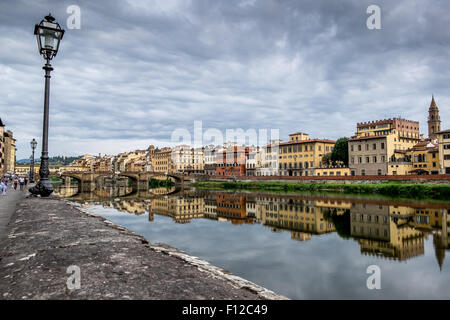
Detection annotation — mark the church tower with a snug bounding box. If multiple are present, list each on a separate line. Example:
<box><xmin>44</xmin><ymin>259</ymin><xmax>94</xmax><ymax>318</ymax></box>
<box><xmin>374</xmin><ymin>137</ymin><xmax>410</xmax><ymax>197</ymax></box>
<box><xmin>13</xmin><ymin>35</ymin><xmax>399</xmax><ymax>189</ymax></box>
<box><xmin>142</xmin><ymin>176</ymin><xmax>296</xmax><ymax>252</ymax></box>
<box><xmin>428</xmin><ymin>95</ymin><xmax>441</xmax><ymax>140</ymax></box>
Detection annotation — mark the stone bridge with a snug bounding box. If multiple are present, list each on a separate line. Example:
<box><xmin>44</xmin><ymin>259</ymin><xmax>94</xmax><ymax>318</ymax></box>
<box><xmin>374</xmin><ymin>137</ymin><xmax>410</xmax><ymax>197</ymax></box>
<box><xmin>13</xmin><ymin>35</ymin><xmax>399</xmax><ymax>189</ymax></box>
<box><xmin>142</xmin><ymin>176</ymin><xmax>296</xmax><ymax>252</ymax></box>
<box><xmin>55</xmin><ymin>171</ymin><xmax>189</xmax><ymax>193</ymax></box>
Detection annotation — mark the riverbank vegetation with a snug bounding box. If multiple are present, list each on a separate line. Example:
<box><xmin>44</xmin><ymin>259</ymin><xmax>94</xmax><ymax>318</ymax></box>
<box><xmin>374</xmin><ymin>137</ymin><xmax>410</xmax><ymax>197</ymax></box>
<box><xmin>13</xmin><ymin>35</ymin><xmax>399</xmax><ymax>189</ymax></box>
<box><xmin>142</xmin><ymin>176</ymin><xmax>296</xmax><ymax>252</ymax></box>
<box><xmin>193</xmin><ymin>181</ymin><xmax>450</xmax><ymax>200</ymax></box>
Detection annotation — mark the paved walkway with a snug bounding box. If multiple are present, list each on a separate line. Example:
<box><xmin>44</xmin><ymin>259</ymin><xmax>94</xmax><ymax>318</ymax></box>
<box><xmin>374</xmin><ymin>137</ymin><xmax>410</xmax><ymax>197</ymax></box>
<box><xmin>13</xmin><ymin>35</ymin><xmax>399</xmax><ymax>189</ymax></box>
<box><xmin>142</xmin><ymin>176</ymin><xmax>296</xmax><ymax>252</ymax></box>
<box><xmin>0</xmin><ymin>196</ymin><xmax>285</xmax><ymax>300</ymax></box>
<box><xmin>0</xmin><ymin>184</ymin><xmax>29</xmax><ymax>241</ymax></box>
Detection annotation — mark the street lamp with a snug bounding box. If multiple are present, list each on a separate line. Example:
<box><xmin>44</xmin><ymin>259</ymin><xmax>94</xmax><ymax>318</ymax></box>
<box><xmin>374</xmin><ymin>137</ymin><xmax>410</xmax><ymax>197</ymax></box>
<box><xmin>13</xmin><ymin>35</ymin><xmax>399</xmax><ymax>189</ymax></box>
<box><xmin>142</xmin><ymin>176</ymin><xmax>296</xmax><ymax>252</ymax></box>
<box><xmin>29</xmin><ymin>14</ymin><xmax>64</xmax><ymax>197</ymax></box>
<box><xmin>30</xmin><ymin>138</ymin><xmax>37</xmax><ymax>183</ymax></box>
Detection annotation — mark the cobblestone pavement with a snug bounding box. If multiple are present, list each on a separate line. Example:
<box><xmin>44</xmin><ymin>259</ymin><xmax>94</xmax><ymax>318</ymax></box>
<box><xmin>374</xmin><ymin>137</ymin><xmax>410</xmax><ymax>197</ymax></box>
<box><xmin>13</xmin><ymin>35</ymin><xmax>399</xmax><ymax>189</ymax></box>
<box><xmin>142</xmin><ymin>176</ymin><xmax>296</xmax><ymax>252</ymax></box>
<box><xmin>0</xmin><ymin>196</ymin><xmax>286</xmax><ymax>300</ymax></box>
<box><xmin>0</xmin><ymin>184</ymin><xmax>28</xmax><ymax>242</ymax></box>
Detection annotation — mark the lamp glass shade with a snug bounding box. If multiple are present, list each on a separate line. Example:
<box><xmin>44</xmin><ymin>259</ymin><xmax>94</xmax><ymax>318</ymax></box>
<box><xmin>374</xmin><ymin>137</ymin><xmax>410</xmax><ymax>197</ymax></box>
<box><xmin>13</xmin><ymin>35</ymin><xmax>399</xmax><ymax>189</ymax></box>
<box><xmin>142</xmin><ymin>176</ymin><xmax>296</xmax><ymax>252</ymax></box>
<box><xmin>31</xmin><ymin>139</ymin><xmax>37</xmax><ymax>150</ymax></box>
<box><xmin>34</xmin><ymin>18</ymin><xmax>64</xmax><ymax>59</ymax></box>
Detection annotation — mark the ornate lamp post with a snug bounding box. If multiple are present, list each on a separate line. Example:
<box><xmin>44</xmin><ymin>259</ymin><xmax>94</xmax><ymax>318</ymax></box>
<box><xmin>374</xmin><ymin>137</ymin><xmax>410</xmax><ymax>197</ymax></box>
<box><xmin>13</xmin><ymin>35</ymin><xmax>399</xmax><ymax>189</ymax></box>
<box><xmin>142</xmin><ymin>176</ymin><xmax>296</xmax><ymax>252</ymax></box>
<box><xmin>29</xmin><ymin>14</ymin><xmax>64</xmax><ymax>197</ymax></box>
<box><xmin>30</xmin><ymin>138</ymin><xmax>37</xmax><ymax>183</ymax></box>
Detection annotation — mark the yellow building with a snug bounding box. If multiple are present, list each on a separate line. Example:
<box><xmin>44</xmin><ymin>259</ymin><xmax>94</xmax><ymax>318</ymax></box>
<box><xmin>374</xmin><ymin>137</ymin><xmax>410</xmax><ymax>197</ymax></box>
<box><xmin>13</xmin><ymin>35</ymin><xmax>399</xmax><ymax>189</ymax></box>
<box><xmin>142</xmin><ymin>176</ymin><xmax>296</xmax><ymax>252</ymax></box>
<box><xmin>409</xmin><ymin>140</ymin><xmax>439</xmax><ymax>175</ymax></box>
<box><xmin>14</xmin><ymin>164</ymin><xmax>39</xmax><ymax>176</ymax></box>
<box><xmin>314</xmin><ymin>166</ymin><xmax>350</xmax><ymax>177</ymax></box>
<box><xmin>387</xmin><ymin>161</ymin><xmax>413</xmax><ymax>175</ymax></box>
<box><xmin>3</xmin><ymin>130</ymin><xmax>16</xmax><ymax>174</ymax></box>
<box><xmin>279</xmin><ymin>132</ymin><xmax>336</xmax><ymax>176</ymax></box>
<box><xmin>0</xmin><ymin>119</ymin><xmax>16</xmax><ymax>176</ymax></box>
<box><xmin>152</xmin><ymin>148</ymin><xmax>173</xmax><ymax>174</ymax></box>
<box><xmin>437</xmin><ymin>129</ymin><xmax>450</xmax><ymax>174</ymax></box>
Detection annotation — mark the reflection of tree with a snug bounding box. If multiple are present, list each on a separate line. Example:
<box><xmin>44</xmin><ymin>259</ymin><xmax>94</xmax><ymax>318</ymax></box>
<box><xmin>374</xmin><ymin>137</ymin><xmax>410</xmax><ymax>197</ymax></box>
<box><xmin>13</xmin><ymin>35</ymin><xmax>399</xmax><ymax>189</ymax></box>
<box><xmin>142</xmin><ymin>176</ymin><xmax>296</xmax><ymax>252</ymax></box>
<box><xmin>323</xmin><ymin>209</ymin><xmax>351</xmax><ymax>239</ymax></box>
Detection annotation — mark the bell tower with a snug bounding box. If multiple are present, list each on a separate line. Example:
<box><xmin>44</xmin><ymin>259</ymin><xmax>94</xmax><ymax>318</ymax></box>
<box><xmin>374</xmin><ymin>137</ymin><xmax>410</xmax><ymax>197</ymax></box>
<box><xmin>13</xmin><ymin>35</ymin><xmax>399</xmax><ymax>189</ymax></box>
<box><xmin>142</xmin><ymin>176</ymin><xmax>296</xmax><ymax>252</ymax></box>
<box><xmin>428</xmin><ymin>95</ymin><xmax>441</xmax><ymax>140</ymax></box>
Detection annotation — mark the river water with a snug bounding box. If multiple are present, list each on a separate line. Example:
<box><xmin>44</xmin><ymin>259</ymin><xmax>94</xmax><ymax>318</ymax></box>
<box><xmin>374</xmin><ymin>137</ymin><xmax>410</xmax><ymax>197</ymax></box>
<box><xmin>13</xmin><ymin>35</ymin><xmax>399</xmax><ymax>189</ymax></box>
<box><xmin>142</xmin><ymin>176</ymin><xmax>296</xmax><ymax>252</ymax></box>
<box><xmin>54</xmin><ymin>184</ymin><xmax>450</xmax><ymax>299</ymax></box>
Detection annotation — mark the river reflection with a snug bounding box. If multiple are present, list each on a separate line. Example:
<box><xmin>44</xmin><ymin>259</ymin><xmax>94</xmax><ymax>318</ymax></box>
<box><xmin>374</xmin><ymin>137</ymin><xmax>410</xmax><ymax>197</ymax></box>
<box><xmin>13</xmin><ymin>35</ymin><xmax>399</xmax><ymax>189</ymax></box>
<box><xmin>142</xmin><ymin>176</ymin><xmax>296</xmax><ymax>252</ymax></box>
<box><xmin>54</xmin><ymin>184</ymin><xmax>450</xmax><ymax>299</ymax></box>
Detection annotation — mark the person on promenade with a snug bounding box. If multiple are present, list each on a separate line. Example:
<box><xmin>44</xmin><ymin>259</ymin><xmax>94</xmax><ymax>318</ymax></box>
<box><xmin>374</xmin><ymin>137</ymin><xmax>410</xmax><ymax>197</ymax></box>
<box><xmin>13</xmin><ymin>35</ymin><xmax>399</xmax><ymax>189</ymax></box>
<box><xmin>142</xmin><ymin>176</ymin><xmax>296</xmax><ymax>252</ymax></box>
<box><xmin>24</xmin><ymin>176</ymin><xmax>28</xmax><ymax>186</ymax></box>
<box><xmin>19</xmin><ymin>177</ymin><xmax>24</xmax><ymax>191</ymax></box>
<box><xmin>13</xmin><ymin>178</ymin><xmax>18</xmax><ymax>190</ymax></box>
<box><xmin>0</xmin><ymin>180</ymin><xmax>6</xmax><ymax>196</ymax></box>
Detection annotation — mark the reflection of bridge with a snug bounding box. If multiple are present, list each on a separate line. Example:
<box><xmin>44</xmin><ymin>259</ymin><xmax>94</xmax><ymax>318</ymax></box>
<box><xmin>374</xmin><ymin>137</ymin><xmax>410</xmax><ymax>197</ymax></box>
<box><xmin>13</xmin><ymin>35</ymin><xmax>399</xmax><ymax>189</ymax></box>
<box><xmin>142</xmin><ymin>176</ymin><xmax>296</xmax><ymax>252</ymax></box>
<box><xmin>56</xmin><ymin>171</ymin><xmax>187</xmax><ymax>193</ymax></box>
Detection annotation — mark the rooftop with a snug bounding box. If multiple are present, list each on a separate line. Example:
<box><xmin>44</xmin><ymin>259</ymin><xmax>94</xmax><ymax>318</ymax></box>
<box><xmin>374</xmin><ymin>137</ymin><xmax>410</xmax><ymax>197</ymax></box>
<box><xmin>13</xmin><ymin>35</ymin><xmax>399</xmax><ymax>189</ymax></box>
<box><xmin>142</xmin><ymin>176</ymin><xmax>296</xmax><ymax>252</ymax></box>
<box><xmin>279</xmin><ymin>139</ymin><xmax>335</xmax><ymax>146</ymax></box>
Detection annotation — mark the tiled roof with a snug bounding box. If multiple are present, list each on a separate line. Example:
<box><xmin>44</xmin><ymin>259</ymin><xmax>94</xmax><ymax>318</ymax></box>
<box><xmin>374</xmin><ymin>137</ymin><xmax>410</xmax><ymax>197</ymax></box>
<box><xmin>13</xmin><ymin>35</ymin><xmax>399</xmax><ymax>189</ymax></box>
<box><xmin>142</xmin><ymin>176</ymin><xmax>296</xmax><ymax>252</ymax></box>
<box><xmin>279</xmin><ymin>139</ymin><xmax>335</xmax><ymax>146</ymax></box>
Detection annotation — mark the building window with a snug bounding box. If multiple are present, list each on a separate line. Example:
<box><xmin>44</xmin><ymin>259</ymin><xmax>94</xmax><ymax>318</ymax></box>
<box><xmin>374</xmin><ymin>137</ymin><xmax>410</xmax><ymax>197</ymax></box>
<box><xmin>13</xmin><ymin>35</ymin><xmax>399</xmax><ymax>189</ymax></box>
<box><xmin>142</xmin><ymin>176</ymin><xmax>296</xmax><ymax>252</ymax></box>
<box><xmin>366</xmin><ymin>157</ymin><xmax>370</xmax><ymax>163</ymax></box>
<box><xmin>381</xmin><ymin>142</ymin><xmax>385</xmax><ymax>149</ymax></box>
<box><xmin>378</xmin><ymin>169</ymin><xmax>382</xmax><ymax>175</ymax></box>
<box><xmin>373</xmin><ymin>143</ymin><xmax>376</xmax><ymax>150</ymax></box>
<box><xmin>373</xmin><ymin>156</ymin><xmax>377</xmax><ymax>163</ymax></box>
<box><xmin>358</xmin><ymin>145</ymin><xmax>361</xmax><ymax>151</ymax></box>
<box><xmin>361</xmin><ymin>169</ymin><xmax>366</xmax><ymax>176</ymax></box>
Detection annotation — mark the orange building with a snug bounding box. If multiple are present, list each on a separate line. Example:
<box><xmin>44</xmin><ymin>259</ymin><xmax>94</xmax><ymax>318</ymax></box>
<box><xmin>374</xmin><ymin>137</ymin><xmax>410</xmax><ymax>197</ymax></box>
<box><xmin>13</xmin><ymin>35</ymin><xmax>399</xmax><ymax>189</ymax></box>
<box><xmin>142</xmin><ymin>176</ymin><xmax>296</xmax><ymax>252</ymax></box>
<box><xmin>215</xmin><ymin>146</ymin><xmax>249</xmax><ymax>177</ymax></box>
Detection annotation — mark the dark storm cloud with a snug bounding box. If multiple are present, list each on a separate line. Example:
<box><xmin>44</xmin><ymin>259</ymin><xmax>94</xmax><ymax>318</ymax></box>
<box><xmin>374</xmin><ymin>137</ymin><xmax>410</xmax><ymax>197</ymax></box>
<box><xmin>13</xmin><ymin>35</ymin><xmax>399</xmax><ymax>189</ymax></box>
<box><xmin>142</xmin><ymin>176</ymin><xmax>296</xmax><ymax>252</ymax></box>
<box><xmin>1</xmin><ymin>0</ymin><xmax>449</xmax><ymax>158</ymax></box>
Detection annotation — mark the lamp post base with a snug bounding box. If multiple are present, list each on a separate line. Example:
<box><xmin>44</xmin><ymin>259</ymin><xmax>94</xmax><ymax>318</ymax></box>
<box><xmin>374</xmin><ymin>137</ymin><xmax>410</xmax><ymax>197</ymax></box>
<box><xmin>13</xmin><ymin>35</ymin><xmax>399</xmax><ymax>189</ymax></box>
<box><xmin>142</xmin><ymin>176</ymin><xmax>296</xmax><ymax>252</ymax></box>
<box><xmin>29</xmin><ymin>180</ymin><xmax>53</xmax><ymax>197</ymax></box>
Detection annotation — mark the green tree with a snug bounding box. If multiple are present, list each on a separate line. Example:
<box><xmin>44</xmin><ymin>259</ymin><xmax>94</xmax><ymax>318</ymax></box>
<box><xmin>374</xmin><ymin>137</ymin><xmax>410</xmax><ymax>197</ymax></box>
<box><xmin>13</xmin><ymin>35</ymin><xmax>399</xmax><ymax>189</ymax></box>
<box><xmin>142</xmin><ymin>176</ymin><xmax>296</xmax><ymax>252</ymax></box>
<box><xmin>330</xmin><ymin>137</ymin><xmax>349</xmax><ymax>166</ymax></box>
<box><xmin>321</xmin><ymin>153</ymin><xmax>332</xmax><ymax>166</ymax></box>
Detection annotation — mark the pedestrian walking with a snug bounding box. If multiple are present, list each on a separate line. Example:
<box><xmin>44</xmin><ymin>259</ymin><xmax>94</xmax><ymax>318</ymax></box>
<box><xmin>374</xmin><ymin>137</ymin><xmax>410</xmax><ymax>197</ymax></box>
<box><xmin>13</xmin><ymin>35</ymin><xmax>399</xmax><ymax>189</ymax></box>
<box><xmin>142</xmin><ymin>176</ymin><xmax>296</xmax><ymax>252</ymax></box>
<box><xmin>19</xmin><ymin>177</ymin><xmax>25</xmax><ymax>191</ymax></box>
<box><xmin>24</xmin><ymin>176</ymin><xmax>28</xmax><ymax>186</ymax></box>
<box><xmin>0</xmin><ymin>180</ymin><xmax>6</xmax><ymax>196</ymax></box>
<box><xmin>13</xmin><ymin>178</ymin><xmax>18</xmax><ymax>190</ymax></box>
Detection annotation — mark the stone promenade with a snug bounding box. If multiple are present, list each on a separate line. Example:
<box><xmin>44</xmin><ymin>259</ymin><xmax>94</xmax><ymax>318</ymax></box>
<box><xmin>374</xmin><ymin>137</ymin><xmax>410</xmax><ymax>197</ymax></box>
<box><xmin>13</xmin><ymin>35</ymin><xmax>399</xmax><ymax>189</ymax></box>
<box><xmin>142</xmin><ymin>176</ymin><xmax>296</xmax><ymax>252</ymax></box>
<box><xmin>0</xmin><ymin>196</ymin><xmax>285</xmax><ymax>300</ymax></box>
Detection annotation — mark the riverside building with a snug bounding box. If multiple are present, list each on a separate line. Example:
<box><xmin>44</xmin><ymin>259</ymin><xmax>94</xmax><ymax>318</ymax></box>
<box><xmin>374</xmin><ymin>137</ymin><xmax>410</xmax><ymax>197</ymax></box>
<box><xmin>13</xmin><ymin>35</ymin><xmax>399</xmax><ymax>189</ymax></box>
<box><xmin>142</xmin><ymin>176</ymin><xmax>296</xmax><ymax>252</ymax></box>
<box><xmin>278</xmin><ymin>132</ymin><xmax>335</xmax><ymax>177</ymax></box>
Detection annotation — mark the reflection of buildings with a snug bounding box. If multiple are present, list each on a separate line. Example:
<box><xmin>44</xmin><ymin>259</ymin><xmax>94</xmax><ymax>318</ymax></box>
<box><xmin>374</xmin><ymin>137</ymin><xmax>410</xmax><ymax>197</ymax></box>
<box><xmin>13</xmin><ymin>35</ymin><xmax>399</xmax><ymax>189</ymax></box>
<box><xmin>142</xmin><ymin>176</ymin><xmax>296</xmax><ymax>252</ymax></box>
<box><xmin>257</xmin><ymin>196</ymin><xmax>337</xmax><ymax>241</ymax></box>
<box><xmin>95</xmin><ymin>185</ymin><xmax>132</xmax><ymax>198</ymax></box>
<box><xmin>204</xmin><ymin>195</ymin><xmax>218</xmax><ymax>220</ymax></box>
<box><xmin>112</xmin><ymin>200</ymin><xmax>147</xmax><ymax>215</ymax></box>
<box><xmin>433</xmin><ymin>209</ymin><xmax>450</xmax><ymax>270</ymax></box>
<box><xmin>150</xmin><ymin>196</ymin><xmax>204</xmax><ymax>223</ymax></box>
<box><xmin>151</xmin><ymin>186</ymin><xmax>176</xmax><ymax>195</ymax></box>
<box><xmin>216</xmin><ymin>193</ymin><xmax>253</xmax><ymax>225</ymax></box>
<box><xmin>246</xmin><ymin>199</ymin><xmax>258</xmax><ymax>221</ymax></box>
<box><xmin>350</xmin><ymin>204</ymin><xmax>424</xmax><ymax>261</ymax></box>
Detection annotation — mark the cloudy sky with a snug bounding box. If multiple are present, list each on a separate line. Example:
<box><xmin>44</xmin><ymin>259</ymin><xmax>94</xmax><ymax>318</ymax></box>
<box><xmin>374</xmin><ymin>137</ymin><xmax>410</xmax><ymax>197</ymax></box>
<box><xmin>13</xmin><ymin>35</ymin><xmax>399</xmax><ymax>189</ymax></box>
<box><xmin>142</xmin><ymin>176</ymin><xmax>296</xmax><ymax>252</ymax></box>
<box><xmin>1</xmin><ymin>0</ymin><xmax>449</xmax><ymax>160</ymax></box>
